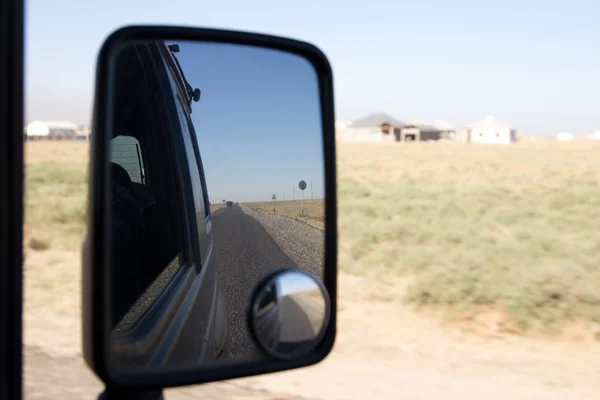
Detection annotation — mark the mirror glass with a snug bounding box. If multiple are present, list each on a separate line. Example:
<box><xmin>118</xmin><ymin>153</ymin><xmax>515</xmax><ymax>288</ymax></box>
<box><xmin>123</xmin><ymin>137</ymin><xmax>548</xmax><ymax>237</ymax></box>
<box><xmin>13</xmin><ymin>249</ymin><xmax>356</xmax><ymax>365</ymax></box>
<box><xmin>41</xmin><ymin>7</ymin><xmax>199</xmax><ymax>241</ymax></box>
<box><xmin>251</xmin><ymin>269</ymin><xmax>330</xmax><ymax>359</ymax></box>
<box><xmin>106</xmin><ymin>39</ymin><xmax>326</xmax><ymax>371</ymax></box>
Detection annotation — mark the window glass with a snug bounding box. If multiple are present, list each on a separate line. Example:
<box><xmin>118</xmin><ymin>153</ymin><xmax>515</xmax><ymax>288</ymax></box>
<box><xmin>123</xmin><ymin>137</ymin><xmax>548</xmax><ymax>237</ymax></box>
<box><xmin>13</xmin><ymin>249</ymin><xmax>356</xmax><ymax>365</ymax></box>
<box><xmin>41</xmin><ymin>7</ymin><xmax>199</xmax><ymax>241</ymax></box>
<box><xmin>110</xmin><ymin>135</ymin><xmax>146</xmax><ymax>184</ymax></box>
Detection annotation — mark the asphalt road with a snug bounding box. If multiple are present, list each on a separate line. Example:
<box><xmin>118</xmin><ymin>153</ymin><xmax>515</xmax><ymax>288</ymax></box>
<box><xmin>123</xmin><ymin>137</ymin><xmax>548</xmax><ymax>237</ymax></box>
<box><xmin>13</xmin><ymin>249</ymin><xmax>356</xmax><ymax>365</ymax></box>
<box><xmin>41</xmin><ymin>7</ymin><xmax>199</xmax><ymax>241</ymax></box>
<box><xmin>279</xmin><ymin>295</ymin><xmax>324</xmax><ymax>343</ymax></box>
<box><xmin>210</xmin><ymin>207</ymin><xmax>299</xmax><ymax>363</ymax></box>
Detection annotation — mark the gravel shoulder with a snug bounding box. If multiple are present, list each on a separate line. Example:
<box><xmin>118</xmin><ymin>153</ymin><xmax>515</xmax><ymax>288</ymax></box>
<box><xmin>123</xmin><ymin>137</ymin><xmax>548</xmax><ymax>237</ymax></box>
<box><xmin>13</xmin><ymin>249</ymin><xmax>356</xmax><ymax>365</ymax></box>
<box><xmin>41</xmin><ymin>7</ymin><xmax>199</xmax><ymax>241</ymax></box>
<box><xmin>241</xmin><ymin>206</ymin><xmax>325</xmax><ymax>280</ymax></box>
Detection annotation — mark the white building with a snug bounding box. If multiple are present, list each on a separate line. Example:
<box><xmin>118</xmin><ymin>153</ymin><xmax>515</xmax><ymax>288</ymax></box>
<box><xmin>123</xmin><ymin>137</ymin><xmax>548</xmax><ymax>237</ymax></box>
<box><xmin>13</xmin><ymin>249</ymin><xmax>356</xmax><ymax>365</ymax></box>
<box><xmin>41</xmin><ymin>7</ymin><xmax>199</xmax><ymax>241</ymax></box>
<box><xmin>586</xmin><ymin>130</ymin><xmax>600</xmax><ymax>141</ymax></box>
<box><xmin>556</xmin><ymin>132</ymin><xmax>574</xmax><ymax>141</ymax></box>
<box><xmin>433</xmin><ymin>120</ymin><xmax>456</xmax><ymax>139</ymax></box>
<box><xmin>467</xmin><ymin>116</ymin><xmax>517</xmax><ymax>144</ymax></box>
<box><xmin>336</xmin><ymin>125</ymin><xmax>387</xmax><ymax>142</ymax></box>
<box><xmin>26</xmin><ymin>120</ymin><xmax>79</xmax><ymax>140</ymax></box>
<box><xmin>76</xmin><ymin>125</ymin><xmax>92</xmax><ymax>140</ymax></box>
<box><xmin>341</xmin><ymin>113</ymin><xmax>405</xmax><ymax>142</ymax></box>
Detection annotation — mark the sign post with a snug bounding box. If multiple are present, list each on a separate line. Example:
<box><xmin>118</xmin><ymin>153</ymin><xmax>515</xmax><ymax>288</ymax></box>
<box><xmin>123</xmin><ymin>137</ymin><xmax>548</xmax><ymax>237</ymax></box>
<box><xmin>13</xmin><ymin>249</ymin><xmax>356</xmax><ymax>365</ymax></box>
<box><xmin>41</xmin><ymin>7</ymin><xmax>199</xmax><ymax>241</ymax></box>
<box><xmin>271</xmin><ymin>194</ymin><xmax>276</xmax><ymax>212</ymax></box>
<box><xmin>298</xmin><ymin>180</ymin><xmax>307</xmax><ymax>216</ymax></box>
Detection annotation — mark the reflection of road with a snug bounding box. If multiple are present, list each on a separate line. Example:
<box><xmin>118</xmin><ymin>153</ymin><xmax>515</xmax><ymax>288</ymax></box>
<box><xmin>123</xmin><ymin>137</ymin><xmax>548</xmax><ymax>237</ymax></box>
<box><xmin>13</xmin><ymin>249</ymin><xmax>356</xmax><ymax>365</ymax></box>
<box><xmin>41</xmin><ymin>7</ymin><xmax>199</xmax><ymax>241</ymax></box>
<box><xmin>211</xmin><ymin>207</ymin><xmax>298</xmax><ymax>362</ymax></box>
<box><xmin>279</xmin><ymin>295</ymin><xmax>324</xmax><ymax>343</ymax></box>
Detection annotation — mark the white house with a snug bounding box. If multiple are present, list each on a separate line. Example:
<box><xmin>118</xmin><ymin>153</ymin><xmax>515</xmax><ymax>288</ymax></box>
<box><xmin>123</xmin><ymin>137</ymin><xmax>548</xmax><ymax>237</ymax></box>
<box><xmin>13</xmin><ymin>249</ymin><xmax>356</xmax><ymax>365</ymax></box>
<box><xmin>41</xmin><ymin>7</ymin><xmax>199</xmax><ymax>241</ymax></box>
<box><xmin>586</xmin><ymin>130</ymin><xmax>600</xmax><ymax>141</ymax></box>
<box><xmin>433</xmin><ymin>120</ymin><xmax>456</xmax><ymax>139</ymax></box>
<box><xmin>556</xmin><ymin>132</ymin><xmax>574</xmax><ymax>141</ymax></box>
<box><xmin>26</xmin><ymin>120</ymin><xmax>78</xmax><ymax>140</ymax></box>
<box><xmin>76</xmin><ymin>125</ymin><xmax>92</xmax><ymax>140</ymax></box>
<box><xmin>467</xmin><ymin>116</ymin><xmax>517</xmax><ymax>144</ymax></box>
<box><xmin>336</xmin><ymin>126</ymin><xmax>387</xmax><ymax>142</ymax></box>
<box><xmin>343</xmin><ymin>113</ymin><xmax>405</xmax><ymax>142</ymax></box>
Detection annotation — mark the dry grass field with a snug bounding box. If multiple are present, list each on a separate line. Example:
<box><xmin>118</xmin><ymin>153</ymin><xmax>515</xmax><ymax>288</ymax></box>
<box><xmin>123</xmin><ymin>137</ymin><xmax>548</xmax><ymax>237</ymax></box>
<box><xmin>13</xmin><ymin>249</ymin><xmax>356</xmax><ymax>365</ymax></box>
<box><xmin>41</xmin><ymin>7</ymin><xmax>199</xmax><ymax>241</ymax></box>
<box><xmin>23</xmin><ymin>140</ymin><xmax>600</xmax><ymax>336</ymax></box>
<box><xmin>338</xmin><ymin>140</ymin><xmax>600</xmax><ymax>334</ymax></box>
<box><xmin>22</xmin><ymin>139</ymin><xmax>600</xmax><ymax>398</ymax></box>
<box><xmin>210</xmin><ymin>202</ymin><xmax>226</xmax><ymax>211</ymax></box>
<box><xmin>244</xmin><ymin>199</ymin><xmax>325</xmax><ymax>229</ymax></box>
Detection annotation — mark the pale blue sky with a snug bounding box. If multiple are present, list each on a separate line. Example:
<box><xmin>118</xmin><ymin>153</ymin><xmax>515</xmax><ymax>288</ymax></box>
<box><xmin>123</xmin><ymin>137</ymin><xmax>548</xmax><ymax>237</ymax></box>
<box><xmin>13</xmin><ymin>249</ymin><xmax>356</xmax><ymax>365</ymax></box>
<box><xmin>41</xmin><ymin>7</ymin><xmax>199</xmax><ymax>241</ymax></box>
<box><xmin>278</xmin><ymin>271</ymin><xmax>322</xmax><ymax>297</ymax></box>
<box><xmin>26</xmin><ymin>0</ymin><xmax>600</xmax><ymax>135</ymax></box>
<box><xmin>165</xmin><ymin>41</ymin><xmax>324</xmax><ymax>201</ymax></box>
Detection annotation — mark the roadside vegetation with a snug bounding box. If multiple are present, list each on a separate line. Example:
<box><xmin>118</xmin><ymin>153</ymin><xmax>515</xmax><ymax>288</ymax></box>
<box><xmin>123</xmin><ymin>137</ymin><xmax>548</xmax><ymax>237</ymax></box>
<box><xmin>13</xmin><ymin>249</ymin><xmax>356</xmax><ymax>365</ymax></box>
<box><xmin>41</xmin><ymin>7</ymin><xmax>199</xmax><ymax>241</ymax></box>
<box><xmin>338</xmin><ymin>140</ymin><xmax>600</xmax><ymax>333</ymax></box>
<box><xmin>244</xmin><ymin>199</ymin><xmax>325</xmax><ymax>229</ymax></box>
<box><xmin>210</xmin><ymin>202</ymin><xmax>226</xmax><ymax>211</ymax></box>
<box><xmin>24</xmin><ymin>142</ymin><xmax>89</xmax><ymax>251</ymax></box>
<box><xmin>23</xmin><ymin>139</ymin><xmax>600</xmax><ymax>335</ymax></box>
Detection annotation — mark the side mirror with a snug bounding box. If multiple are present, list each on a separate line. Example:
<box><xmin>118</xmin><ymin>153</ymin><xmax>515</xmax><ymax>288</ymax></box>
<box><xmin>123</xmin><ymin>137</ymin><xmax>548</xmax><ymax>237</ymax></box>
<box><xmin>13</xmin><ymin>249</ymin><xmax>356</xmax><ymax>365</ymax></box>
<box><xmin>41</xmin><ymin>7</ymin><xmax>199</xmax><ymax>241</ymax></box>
<box><xmin>82</xmin><ymin>25</ymin><xmax>337</xmax><ymax>393</ymax></box>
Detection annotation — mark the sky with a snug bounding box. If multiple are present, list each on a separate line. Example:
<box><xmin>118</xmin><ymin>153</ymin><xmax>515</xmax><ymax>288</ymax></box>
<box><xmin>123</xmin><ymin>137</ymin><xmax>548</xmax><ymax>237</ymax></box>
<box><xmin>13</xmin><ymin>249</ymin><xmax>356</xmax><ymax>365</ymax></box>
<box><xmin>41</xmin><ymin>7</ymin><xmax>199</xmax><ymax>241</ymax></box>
<box><xmin>26</xmin><ymin>0</ymin><xmax>600</xmax><ymax>136</ymax></box>
<box><xmin>277</xmin><ymin>270</ymin><xmax>322</xmax><ymax>297</ymax></box>
<box><xmin>168</xmin><ymin>41</ymin><xmax>324</xmax><ymax>202</ymax></box>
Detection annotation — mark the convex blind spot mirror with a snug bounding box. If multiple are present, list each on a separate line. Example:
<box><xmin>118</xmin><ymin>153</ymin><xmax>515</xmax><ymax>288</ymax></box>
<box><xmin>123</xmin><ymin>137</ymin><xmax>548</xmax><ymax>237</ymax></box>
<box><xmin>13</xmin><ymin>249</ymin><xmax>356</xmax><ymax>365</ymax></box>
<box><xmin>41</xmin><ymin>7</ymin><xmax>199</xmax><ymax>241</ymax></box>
<box><xmin>82</xmin><ymin>26</ymin><xmax>337</xmax><ymax>393</ymax></box>
<box><xmin>251</xmin><ymin>269</ymin><xmax>331</xmax><ymax>360</ymax></box>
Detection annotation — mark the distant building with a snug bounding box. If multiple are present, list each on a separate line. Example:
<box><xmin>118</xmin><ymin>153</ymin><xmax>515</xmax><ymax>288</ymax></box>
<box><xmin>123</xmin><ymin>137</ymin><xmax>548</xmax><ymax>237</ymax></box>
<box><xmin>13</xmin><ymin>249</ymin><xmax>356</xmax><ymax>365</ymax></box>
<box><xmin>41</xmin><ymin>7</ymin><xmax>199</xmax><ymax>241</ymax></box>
<box><xmin>337</xmin><ymin>114</ymin><xmax>458</xmax><ymax>143</ymax></box>
<box><xmin>342</xmin><ymin>113</ymin><xmax>405</xmax><ymax>142</ymax></box>
<box><xmin>26</xmin><ymin>120</ymin><xmax>78</xmax><ymax>140</ymax></box>
<box><xmin>456</xmin><ymin>128</ymin><xmax>471</xmax><ymax>142</ymax></box>
<box><xmin>433</xmin><ymin>120</ymin><xmax>457</xmax><ymax>139</ymax></box>
<box><xmin>556</xmin><ymin>132</ymin><xmax>574</xmax><ymax>141</ymax></box>
<box><xmin>467</xmin><ymin>116</ymin><xmax>517</xmax><ymax>144</ymax></box>
<box><xmin>76</xmin><ymin>125</ymin><xmax>92</xmax><ymax>140</ymax></box>
<box><xmin>586</xmin><ymin>130</ymin><xmax>600</xmax><ymax>141</ymax></box>
<box><xmin>398</xmin><ymin>119</ymin><xmax>456</xmax><ymax>142</ymax></box>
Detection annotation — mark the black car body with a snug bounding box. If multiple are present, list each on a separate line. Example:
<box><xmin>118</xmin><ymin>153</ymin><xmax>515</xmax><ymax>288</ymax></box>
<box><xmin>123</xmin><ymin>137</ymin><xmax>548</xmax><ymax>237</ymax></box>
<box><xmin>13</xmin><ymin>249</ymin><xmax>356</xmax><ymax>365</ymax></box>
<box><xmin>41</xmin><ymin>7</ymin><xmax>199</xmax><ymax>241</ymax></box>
<box><xmin>100</xmin><ymin>40</ymin><xmax>229</xmax><ymax>368</ymax></box>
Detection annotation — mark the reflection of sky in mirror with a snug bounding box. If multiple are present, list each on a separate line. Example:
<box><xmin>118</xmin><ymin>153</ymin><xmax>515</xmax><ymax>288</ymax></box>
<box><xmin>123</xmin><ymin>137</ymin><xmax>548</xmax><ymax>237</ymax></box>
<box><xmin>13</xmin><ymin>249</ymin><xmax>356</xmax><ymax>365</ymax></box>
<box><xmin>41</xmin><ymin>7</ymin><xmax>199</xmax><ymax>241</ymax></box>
<box><xmin>277</xmin><ymin>272</ymin><xmax>320</xmax><ymax>297</ymax></box>
<box><xmin>168</xmin><ymin>41</ymin><xmax>325</xmax><ymax>203</ymax></box>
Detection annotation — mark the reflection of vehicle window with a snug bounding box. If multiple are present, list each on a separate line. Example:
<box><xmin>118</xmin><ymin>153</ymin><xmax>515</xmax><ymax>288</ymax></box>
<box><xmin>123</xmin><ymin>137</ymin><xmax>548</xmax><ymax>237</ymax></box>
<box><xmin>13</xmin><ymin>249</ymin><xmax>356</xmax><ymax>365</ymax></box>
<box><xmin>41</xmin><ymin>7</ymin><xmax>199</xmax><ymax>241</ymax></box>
<box><xmin>110</xmin><ymin>135</ymin><xmax>146</xmax><ymax>185</ymax></box>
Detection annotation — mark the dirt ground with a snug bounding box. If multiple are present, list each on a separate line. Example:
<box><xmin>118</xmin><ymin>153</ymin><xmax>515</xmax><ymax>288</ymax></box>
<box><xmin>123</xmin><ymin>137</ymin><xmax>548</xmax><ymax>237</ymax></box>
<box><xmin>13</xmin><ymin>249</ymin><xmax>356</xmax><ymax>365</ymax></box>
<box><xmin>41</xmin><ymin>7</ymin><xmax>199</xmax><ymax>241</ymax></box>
<box><xmin>24</xmin><ymin>249</ymin><xmax>600</xmax><ymax>399</ymax></box>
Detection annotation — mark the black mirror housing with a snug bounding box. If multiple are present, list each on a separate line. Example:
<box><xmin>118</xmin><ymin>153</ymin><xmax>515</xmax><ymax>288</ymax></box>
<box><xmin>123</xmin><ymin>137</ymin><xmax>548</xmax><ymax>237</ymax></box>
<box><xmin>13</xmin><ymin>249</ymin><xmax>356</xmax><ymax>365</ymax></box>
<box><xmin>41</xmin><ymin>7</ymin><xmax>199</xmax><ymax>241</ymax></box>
<box><xmin>82</xmin><ymin>25</ymin><xmax>337</xmax><ymax>390</ymax></box>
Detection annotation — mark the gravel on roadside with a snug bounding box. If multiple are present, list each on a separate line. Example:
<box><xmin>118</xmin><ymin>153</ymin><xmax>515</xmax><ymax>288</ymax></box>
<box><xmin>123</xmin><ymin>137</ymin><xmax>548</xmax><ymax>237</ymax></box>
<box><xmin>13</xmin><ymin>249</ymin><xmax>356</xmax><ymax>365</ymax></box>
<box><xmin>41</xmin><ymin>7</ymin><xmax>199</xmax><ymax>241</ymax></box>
<box><xmin>241</xmin><ymin>206</ymin><xmax>325</xmax><ymax>280</ymax></box>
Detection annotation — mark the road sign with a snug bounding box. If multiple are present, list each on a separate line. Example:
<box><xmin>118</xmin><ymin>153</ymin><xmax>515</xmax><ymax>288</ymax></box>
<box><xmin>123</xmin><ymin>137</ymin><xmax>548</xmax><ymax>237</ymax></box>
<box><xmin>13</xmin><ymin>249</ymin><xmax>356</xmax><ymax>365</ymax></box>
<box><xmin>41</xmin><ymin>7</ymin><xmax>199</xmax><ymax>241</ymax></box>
<box><xmin>298</xmin><ymin>181</ymin><xmax>307</xmax><ymax>216</ymax></box>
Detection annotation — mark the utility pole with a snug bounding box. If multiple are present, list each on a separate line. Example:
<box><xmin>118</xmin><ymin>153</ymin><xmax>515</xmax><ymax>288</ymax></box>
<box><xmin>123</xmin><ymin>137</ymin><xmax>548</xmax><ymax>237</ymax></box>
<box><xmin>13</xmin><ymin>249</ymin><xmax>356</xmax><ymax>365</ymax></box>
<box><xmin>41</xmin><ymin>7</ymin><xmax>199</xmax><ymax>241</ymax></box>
<box><xmin>293</xmin><ymin>186</ymin><xmax>295</xmax><ymax>201</ymax></box>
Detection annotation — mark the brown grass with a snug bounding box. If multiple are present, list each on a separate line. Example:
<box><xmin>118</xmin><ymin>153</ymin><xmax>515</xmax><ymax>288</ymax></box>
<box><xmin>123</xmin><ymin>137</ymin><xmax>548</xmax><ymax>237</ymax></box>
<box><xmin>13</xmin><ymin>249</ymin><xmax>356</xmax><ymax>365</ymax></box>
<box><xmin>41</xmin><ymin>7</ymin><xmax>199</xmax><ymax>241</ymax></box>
<box><xmin>338</xmin><ymin>139</ymin><xmax>600</xmax><ymax>333</ymax></box>
<box><xmin>244</xmin><ymin>199</ymin><xmax>324</xmax><ymax>229</ymax></box>
<box><xmin>24</xmin><ymin>142</ymin><xmax>89</xmax><ymax>251</ymax></box>
<box><xmin>23</xmin><ymin>139</ymin><xmax>600</xmax><ymax>335</ymax></box>
<box><xmin>25</xmin><ymin>140</ymin><xmax>90</xmax><ymax>165</ymax></box>
<box><xmin>210</xmin><ymin>202</ymin><xmax>226</xmax><ymax>211</ymax></box>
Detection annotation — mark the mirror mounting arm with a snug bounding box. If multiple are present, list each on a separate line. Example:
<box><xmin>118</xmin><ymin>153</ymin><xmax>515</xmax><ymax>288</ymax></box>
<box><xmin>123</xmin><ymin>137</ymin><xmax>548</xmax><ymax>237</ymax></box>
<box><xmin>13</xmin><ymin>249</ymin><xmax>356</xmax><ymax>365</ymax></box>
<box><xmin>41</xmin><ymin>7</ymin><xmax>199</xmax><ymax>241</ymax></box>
<box><xmin>98</xmin><ymin>387</ymin><xmax>164</xmax><ymax>400</ymax></box>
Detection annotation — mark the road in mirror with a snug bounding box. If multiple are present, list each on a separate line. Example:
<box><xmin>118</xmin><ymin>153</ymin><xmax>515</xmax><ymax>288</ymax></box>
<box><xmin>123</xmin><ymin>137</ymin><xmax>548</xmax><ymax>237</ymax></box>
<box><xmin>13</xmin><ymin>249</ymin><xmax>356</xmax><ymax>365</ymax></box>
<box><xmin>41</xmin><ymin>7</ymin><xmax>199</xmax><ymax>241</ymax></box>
<box><xmin>107</xmin><ymin>39</ymin><xmax>326</xmax><ymax>372</ymax></box>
